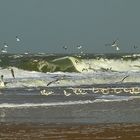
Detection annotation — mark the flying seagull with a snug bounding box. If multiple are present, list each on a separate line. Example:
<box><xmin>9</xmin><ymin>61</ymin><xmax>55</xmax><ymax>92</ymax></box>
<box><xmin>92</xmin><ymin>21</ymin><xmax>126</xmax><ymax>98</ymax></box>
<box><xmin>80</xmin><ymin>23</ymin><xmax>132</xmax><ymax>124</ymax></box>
<box><xmin>4</xmin><ymin>43</ymin><xmax>8</xmax><ymax>48</ymax></box>
<box><xmin>1</xmin><ymin>48</ymin><xmax>7</xmax><ymax>53</ymax></box>
<box><xmin>47</xmin><ymin>76</ymin><xmax>64</xmax><ymax>86</ymax></box>
<box><xmin>120</xmin><ymin>75</ymin><xmax>129</xmax><ymax>82</ymax></box>
<box><xmin>16</xmin><ymin>36</ymin><xmax>20</xmax><ymax>42</ymax></box>
<box><xmin>105</xmin><ymin>39</ymin><xmax>120</xmax><ymax>51</ymax></box>
<box><xmin>0</xmin><ymin>75</ymin><xmax>10</xmax><ymax>88</ymax></box>
<box><xmin>62</xmin><ymin>45</ymin><xmax>68</xmax><ymax>50</ymax></box>
<box><xmin>116</xmin><ymin>75</ymin><xmax>129</xmax><ymax>84</ymax></box>
<box><xmin>111</xmin><ymin>40</ymin><xmax>120</xmax><ymax>51</ymax></box>
<box><xmin>133</xmin><ymin>45</ymin><xmax>138</xmax><ymax>49</ymax></box>
<box><xmin>10</xmin><ymin>68</ymin><xmax>15</xmax><ymax>79</ymax></box>
<box><xmin>77</xmin><ymin>45</ymin><xmax>83</xmax><ymax>49</ymax></box>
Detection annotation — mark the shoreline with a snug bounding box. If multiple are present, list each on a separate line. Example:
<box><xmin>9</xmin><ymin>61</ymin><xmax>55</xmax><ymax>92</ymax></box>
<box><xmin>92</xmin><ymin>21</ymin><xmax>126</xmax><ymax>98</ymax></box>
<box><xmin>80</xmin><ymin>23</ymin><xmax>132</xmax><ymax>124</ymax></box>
<box><xmin>0</xmin><ymin>123</ymin><xmax>140</xmax><ymax>139</ymax></box>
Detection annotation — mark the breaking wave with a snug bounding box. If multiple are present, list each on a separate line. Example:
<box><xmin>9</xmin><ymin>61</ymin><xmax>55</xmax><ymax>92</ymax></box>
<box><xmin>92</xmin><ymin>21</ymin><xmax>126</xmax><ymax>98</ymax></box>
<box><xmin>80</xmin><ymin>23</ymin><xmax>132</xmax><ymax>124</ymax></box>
<box><xmin>0</xmin><ymin>53</ymin><xmax>140</xmax><ymax>73</ymax></box>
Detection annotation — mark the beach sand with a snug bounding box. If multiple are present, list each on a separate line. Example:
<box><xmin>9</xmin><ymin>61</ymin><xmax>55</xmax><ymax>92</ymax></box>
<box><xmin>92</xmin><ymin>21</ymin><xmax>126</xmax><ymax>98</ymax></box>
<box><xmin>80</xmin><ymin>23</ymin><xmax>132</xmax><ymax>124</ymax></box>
<box><xmin>0</xmin><ymin>123</ymin><xmax>140</xmax><ymax>140</ymax></box>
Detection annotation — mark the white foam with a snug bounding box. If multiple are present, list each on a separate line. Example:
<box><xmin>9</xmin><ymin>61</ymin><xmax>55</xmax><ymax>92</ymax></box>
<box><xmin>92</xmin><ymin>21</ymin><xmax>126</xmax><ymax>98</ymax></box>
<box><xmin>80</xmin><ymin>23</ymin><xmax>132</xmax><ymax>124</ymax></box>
<box><xmin>0</xmin><ymin>100</ymin><xmax>95</xmax><ymax>108</ymax></box>
<box><xmin>1</xmin><ymin>66</ymin><xmax>140</xmax><ymax>88</ymax></box>
<box><xmin>0</xmin><ymin>96</ymin><xmax>138</xmax><ymax>108</ymax></box>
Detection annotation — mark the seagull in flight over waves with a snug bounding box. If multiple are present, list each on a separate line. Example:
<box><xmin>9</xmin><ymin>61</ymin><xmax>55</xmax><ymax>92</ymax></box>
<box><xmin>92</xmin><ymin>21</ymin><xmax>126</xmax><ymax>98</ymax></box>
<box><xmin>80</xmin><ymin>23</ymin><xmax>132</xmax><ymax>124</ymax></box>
<box><xmin>105</xmin><ymin>39</ymin><xmax>120</xmax><ymax>51</ymax></box>
<box><xmin>1</xmin><ymin>48</ymin><xmax>7</xmax><ymax>53</ymax></box>
<box><xmin>62</xmin><ymin>45</ymin><xmax>68</xmax><ymax>50</ymax></box>
<box><xmin>4</xmin><ymin>43</ymin><xmax>8</xmax><ymax>48</ymax></box>
<box><xmin>111</xmin><ymin>40</ymin><xmax>120</xmax><ymax>51</ymax></box>
<box><xmin>115</xmin><ymin>75</ymin><xmax>129</xmax><ymax>84</ymax></box>
<box><xmin>133</xmin><ymin>45</ymin><xmax>138</xmax><ymax>49</ymax></box>
<box><xmin>47</xmin><ymin>76</ymin><xmax>64</xmax><ymax>86</ymax></box>
<box><xmin>8</xmin><ymin>68</ymin><xmax>15</xmax><ymax>79</ymax></box>
<box><xmin>16</xmin><ymin>36</ymin><xmax>20</xmax><ymax>42</ymax></box>
<box><xmin>76</xmin><ymin>45</ymin><xmax>83</xmax><ymax>49</ymax></box>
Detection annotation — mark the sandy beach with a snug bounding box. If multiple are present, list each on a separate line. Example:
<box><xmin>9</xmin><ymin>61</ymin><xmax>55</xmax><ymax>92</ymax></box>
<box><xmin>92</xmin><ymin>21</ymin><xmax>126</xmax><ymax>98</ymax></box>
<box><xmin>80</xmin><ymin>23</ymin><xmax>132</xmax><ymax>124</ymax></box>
<box><xmin>0</xmin><ymin>123</ymin><xmax>140</xmax><ymax>140</ymax></box>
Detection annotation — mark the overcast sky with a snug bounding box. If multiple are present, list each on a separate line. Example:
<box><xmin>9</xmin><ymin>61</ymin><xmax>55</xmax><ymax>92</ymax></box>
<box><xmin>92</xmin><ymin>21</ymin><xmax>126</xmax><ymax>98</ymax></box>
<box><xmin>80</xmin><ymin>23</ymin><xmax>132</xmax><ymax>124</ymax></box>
<box><xmin>0</xmin><ymin>0</ymin><xmax>140</xmax><ymax>53</ymax></box>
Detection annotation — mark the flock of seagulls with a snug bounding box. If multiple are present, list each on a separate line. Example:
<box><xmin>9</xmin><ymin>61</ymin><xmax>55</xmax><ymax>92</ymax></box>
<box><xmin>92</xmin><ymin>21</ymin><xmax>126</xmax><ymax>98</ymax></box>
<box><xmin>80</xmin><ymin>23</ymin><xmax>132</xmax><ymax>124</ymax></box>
<box><xmin>0</xmin><ymin>36</ymin><xmax>18</xmax><ymax>87</ymax></box>
<box><xmin>1</xmin><ymin>36</ymin><xmax>20</xmax><ymax>54</ymax></box>
<box><xmin>40</xmin><ymin>85</ymin><xmax>140</xmax><ymax>97</ymax></box>
<box><xmin>0</xmin><ymin>37</ymin><xmax>139</xmax><ymax>94</ymax></box>
<box><xmin>62</xmin><ymin>39</ymin><xmax>139</xmax><ymax>52</ymax></box>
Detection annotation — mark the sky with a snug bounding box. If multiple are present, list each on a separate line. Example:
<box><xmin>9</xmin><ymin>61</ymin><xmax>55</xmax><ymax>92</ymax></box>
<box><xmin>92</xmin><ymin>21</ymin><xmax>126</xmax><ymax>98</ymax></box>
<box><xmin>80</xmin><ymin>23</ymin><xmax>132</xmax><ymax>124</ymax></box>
<box><xmin>0</xmin><ymin>0</ymin><xmax>140</xmax><ymax>54</ymax></box>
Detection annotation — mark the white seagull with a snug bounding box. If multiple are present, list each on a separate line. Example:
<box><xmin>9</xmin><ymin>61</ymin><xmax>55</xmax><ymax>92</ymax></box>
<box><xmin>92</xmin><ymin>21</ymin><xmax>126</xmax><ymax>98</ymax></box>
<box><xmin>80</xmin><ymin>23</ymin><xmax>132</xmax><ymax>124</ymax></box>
<box><xmin>16</xmin><ymin>36</ymin><xmax>20</xmax><ymax>42</ymax></box>
<box><xmin>77</xmin><ymin>45</ymin><xmax>83</xmax><ymax>49</ymax></box>
<box><xmin>62</xmin><ymin>45</ymin><xmax>68</xmax><ymax>50</ymax></box>
<box><xmin>105</xmin><ymin>39</ymin><xmax>120</xmax><ymax>51</ymax></box>
<box><xmin>63</xmin><ymin>90</ymin><xmax>71</xmax><ymax>96</ymax></box>
<box><xmin>40</xmin><ymin>89</ymin><xmax>53</xmax><ymax>96</ymax></box>
<box><xmin>111</xmin><ymin>40</ymin><xmax>120</xmax><ymax>51</ymax></box>
<box><xmin>1</xmin><ymin>48</ymin><xmax>7</xmax><ymax>53</ymax></box>
<box><xmin>4</xmin><ymin>43</ymin><xmax>8</xmax><ymax>48</ymax></box>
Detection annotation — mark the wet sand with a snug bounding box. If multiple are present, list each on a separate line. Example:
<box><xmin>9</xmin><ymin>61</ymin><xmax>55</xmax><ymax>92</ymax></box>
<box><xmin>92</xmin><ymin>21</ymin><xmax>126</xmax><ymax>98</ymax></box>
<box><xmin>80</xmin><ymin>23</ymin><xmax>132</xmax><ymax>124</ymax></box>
<box><xmin>0</xmin><ymin>123</ymin><xmax>140</xmax><ymax>140</ymax></box>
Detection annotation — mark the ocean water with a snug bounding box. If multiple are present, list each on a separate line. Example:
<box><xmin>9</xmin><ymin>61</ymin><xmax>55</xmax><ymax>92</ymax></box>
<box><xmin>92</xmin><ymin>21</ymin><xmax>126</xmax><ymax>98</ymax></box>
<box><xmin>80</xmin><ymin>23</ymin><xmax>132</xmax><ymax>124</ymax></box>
<box><xmin>0</xmin><ymin>53</ymin><xmax>140</xmax><ymax>124</ymax></box>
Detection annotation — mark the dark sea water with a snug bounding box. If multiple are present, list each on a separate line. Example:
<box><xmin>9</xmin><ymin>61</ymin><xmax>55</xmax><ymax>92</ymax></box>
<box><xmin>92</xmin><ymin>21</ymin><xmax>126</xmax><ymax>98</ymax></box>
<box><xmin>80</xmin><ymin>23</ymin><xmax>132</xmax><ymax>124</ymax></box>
<box><xmin>0</xmin><ymin>53</ymin><xmax>140</xmax><ymax>124</ymax></box>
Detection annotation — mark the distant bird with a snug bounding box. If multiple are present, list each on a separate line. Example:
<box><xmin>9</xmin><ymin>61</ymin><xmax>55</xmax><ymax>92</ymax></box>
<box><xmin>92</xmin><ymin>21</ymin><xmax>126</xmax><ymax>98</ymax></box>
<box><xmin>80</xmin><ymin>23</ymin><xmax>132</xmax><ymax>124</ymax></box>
<box><xmin>9</xmin><ymin>68</ymin><xmax>15</xmax><ymax>79</ymax></box>
<box><xmin>16</xmin><ymin>36</ymin><xmax>20</xmax><ymax>42</ymax></box>
<box><xmin>111</xmin><ymin>40</ymin><xmax>120</xmax><ymax>51</ymax></box>
<box><xmin>133</xmin><ymin>45</ymin><xmax>138</xmax><ymax>49</ymax></box>
<box><xmin>116</xmin><ymin>75</ymin><xmax>129</xmax><ymax>84</ymax></box>
<box><xmin>63</xmin><ymin>90</ymin><xmax>71</xmax><ymax>96</ymax></box>
<box><xmin>77</xmin><ymin>45</ymin><xmax>83</xmax><ymax>49</ymax></box>
<box><xmin>62</xmin><ymin>45</ymin><xmax>68</xmax><ymax>50</ymax></box>
<box><xmin>121</xmin><ymin>75</ymin><xmax>129</xmax><ymax>82</ymax></box>
<box><xmin>0</xmin><ymin>75</ymin><xmax>5</xmax><ymax>88</ymax></box>
<box><xmin>40</xmin><ymin>89</ymin><xmax>53</xmax><ymax>96</ymax></box>
<box><xmin>1</xmin><ymin>48</ymin><xmax>7</xmax><ymax>53</ymax></box>
<box><xmin>47</xmin><ymin>76</ymin><xmax>64</xmax><ymax>86</ymax></box>
<box><xmin>105</xmin><ymin>39</ymin><xmax>120</xmax><ymax>51</ymax></box>
<box><xmin>24</xmin><ymin>51</ymin><xmax>29</xmax><ymax>55</ymax></box>
<box><xmin>4</xmin><ymin>43</ymin><xmax>8</xmax><ymax>48</ymax></box>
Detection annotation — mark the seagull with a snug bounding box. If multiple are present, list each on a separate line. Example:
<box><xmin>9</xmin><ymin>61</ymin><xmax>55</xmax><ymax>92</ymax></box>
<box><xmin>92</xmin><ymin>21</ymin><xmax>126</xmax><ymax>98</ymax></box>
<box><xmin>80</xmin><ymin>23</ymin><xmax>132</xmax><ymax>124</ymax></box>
<box><xmin>133</xmin><ymin>45</ymin><xmax>138</xmax><ymax>49</ymax></box>
<box><xmin>40</xmin><ymin>89</ymin><xmax>53</xmax><ymax>96</ymax></box>
<box><xmin>116</xmin><ymin>75</ymin><xmax>129</xmax><ymax>84</ymax></box>
<box><xmin>121</xmin><ymin>75</ymin><xmax>129</xmax><ymax>82</ymax></box>
<box><xmin>111</xmin><ymin>40</ymin><xmax>120</xmax><ymax>51</ymax></box>
<box><xmin>1</xmin><ymin>48</ymin><xmax>7</xmax><ymax>53</ymax></box>
<box><xmin>62</xmin><ymin>45</ymin><xmax>68</xmax><ymax>50</ymax></box>
<box><xmin>47</xmin><ymin>76</ymin><xmax>64</xmax><ymax>86</ymax></box>
<box><xmin>8</xmin><ymin>68</ymin><xmax>15</xmax><ymax>79</ymax></box>
<box><xmin>16</xmin><ymin>36</ymin><xmax>20</xmax><ymax>42</ymax></box>
<box><xmin>4</xmin><ymin>43</ymin><xmax>8</xmax><ymax>48</ymax></box>
<box><xmin>0</xmin><ymin>75</ymin><xmax>9</xmax><ymax>88</ymax></box>
<box><xmin>63</xmin><ymin>90</ymin><xmax>71</xmax><ymax>96</ymax></box>
<box><xmin>105</xmin><ymin>39</ymin><xmax>120</xmax><ymax>51</ymax></box>
<box><xmin>77</xmin><ymin>45</ymin><xmax>83</xmax><ymax>49</ymax></box>
<box><xmin>0</xmin><ymin>75</ymin><xmax>5</xmax><ymax>88</ymax></box>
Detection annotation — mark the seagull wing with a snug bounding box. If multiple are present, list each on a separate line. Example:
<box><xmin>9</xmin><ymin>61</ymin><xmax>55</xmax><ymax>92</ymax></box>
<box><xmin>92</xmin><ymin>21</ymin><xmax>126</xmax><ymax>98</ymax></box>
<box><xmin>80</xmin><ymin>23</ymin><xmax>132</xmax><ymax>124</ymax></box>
<box><xmin>47</xmin><ymin>78</ymin><xmax>60</xmax><ymax>86</ymax></box>
<box><xmin>121</xmin><ymin>75</ymin><xmax>129</xmax><ymax>82</ymax></box>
